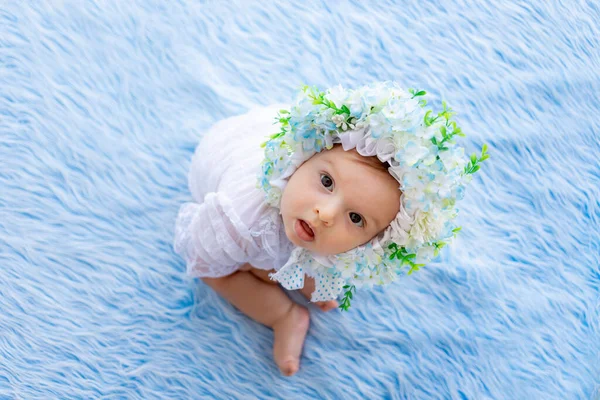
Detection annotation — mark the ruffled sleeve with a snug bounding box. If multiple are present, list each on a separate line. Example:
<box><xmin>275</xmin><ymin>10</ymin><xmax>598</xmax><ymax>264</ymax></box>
<box><xmin>173</xmin><ymin>104</ymin><xmax>293</xmax><ymax>278</ymax></box>
<box><xmin>174</xmin><ymin>193</ymin><xmax>254</xmax><ymax>278</ymax></box>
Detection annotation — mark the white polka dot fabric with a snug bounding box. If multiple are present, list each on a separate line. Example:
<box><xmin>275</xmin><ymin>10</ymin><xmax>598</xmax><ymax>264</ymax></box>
<box><xmin>270</xmin><ymin>262</ymin><xmax>305</xmax><ymax>291</ymax></box>
<box><xmin>310</xmin><ymin>274</ymin><xmax>346</xmax><ymax>302</ymax></box>
<box><xmin>271</xmin><ymin>248</ymin><xmax>347</xmax><ymax>302</ymax></box>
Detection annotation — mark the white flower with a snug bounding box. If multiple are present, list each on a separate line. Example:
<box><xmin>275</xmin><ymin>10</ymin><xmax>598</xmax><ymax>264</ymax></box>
<box><xmin>291</xmin><ymin>95</ymin><xmax>315</xmax><ymax>120</ymax></box>
<box><xmin>431</xmin><ymin>120</ymin><xmax>446</xmax><ymax>142</ymax></box>
<box><xmin>361</xmin><ymin>83</ymin><xmax>392</xmax><ymax>109</ymax></box>
<box><xmin>416</xmin><ymin>125</ymin><xmax>436</xmax><ymax>140</ymax></box>
<box><xmin>421</xmin><ymin>145</ymin><xmax>439</xmax><ymax>165</ymax></box>
<box><xmin>410</xmin><ymin>208</ymin><xmax>445</xmax><ymax>244</ymax></box>
<box><xmin>313</xmin><ymin>107</ymin><xmax>336</xmax><ymax>129</ymax></box>
<box><xmin>266</xmin><ymin>187</ymin><xmax>282</xmax><ymax>206</ymax></box>
<box><xmin>340</xmin><ymin>264</ymin><xmax>356</xmax><ymax>279</ymax></box>
<box><xmin>346</xmin><ymin>90</ymin><xmax>366</xmax><ymax>117</ymax></box>
<box><xmin>367</xmin><ymin>111</ymin><xmax>390</xmax><ymax>138</ymax></box>
<box><xmin>397</xmin><ymin>140</ymin><xmax>429</xmax><ymax>166</ymax></box>
<box><xmin>439</xmin><ymin>146</ymin><xmax>466</xmax><ymax>171</ymax></box>
<box><xmin>427</xmin><ymin>172</ymin><xmax>454</xmax><ymax>198</ymax></box>
<box><xmin>363</xmin><ymin>246</ymin><xmax>383</xmax><ymax>266</ymax></box>
<box><xmin>332</xmin><ymin>113</ymin><xmax>351</xmax><ymax>130</ymax></box>
<box><xmin>415</xmin><ymin>245</ymin><xmax>435</xmax><ymax>264</ymax></box>
<box><xmin>326</xmin><ymin>84</ymin><xmax>348</xmax><ymax>109</ymax></box>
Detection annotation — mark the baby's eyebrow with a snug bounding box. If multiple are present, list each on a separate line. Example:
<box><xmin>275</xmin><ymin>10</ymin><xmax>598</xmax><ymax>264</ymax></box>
<box><xmin>321</xmin><ymin>158</ymin><xmax>336</xmax><ymax>174</ymax></box>
<box><xmin>361</xmin><ymin>210</ymin><xmax>381</xmax><ymax>229</ymax></box>
<box><xmin>369</xmin><ymin>214</ymin><xmax>381</xmax><ymax>227</ymax></box>
<box><xmin>346</xmin><ymin>190</ymin><xmax>382</xmax><ymax>228</ymax></box>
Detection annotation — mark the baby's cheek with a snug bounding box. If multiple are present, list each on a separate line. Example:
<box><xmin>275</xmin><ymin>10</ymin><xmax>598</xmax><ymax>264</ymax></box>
<box><xmin>323</xmin><ymin>230</ymin><xmax>355</xmax><ymax>255</ymax></box>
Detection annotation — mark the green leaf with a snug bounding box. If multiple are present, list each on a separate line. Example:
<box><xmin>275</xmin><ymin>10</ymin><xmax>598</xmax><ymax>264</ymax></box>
<box><xmin>480</xmin><ymin>154</ymin><xmax>490</xmax><ymax>161</ymax></box>
<box><xmin>472</xmin><ymin>165</ymin><xmax>480</xmax><ymax>173</ymax></box>
<box><xmin>419</xmin><ymin>99</ymin><xmax>427</xmax><ymax>107</ymax></box>
<box><xmin>470</xmin><ymin>153</ymin><xmax>477</xmax><ymax>164</ymax></box>
<box><xmin>338</xmin><ymin>285</ymin><xmax>356</xmax><ymax>311</ymax></box>
<box><xmin>482</xmin><ymin>143</ymin><xmax>488</xmax><ymax>153</ymax></box>
<box><xmin>424</xmin><ymin>110</ymin><xmax>433</xmax><ymax>126</ymax></box>
<box><xmin>415</xmin><ymin>90</ymin><xmax>426</xmax><ymax>97</ymax></box>
<box><xmin>440</xmin><ymin>126</ymin><xmax>447</xmax><ymax>138</ymax></box>
<box><xmin>408</xmin><ymin>265</ymin><xmax>422</xmax><ymax>275</ymax></box>
<box><xmin>452</xmin><ymin>226</ymin><xmax>462</xmax><ymax>233</ymax></box>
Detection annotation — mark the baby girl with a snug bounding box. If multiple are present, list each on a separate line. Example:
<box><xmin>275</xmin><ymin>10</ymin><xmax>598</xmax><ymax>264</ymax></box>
<box><xmin>174</xmin><ymin>82</ymin><xmax>486</xmax><ymax>376</ymax></box>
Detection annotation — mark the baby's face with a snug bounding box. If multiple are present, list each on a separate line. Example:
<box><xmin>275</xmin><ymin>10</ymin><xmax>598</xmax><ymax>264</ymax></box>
<box><xmin>280</xmin><ymin>145</ymin><xmax>401</xmax><ymax>256</ymax></box>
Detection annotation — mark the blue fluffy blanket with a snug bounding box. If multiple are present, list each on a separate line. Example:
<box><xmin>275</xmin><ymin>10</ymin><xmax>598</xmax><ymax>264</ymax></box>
<box><xmin>1</xmin><ymin>1</ymin><xmax>598</xmax><ymax>398</ymax></box>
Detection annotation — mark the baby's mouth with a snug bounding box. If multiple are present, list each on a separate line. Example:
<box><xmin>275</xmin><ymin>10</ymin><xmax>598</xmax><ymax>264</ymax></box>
<box><xmin>294</xmin><ymin>219</ymin><xmax>315</xmax><ymax>242</ymax></box>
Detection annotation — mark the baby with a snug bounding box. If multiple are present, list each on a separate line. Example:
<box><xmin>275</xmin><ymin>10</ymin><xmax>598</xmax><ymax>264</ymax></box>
<box><xmin>174</xmin><ymin>82</ymin><xmax>486</xmax><ymax>376</ymax></box>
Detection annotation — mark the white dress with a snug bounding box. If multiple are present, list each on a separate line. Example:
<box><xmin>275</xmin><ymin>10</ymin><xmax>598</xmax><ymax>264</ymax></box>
<box><xmin>173</xmin><ymin>104</ymin><xmax>294</xmax><ymax>278</ymax></box>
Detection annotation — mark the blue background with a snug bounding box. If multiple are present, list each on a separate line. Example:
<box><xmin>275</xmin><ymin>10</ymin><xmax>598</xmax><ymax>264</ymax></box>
<box><xmin>1</xmin><ymin>1</ymin><xmax>599</xmax><ymax>398</ymax></box>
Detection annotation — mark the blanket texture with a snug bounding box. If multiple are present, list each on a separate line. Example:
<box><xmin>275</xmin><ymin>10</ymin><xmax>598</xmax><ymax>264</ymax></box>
<box><xmin>1</xmin><ymin>1</ymin><xmax>599</xmax><ymax>398</ymax></box>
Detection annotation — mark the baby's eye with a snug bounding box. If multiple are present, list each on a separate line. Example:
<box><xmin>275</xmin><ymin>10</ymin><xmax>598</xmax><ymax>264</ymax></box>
<box><xmin>320</xmin><ymin>174</ymin><xmax>334</xmax><ymax>191</ymax></box>
<box><xmin>349</xmin><ymin>212</ymin><xmax>364</xmax><ymax>227</ymax></box>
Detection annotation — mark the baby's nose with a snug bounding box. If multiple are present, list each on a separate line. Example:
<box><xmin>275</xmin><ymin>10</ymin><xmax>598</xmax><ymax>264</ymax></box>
<box><xmin>315</xmin><ymin>203</ymin><xmax>338</xmax><ymax>226</ymax></box>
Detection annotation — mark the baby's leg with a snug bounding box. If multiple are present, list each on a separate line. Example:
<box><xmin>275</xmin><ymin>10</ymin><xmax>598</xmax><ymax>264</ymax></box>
<box><xmin>246</xmin><ymin>268</ymin><xmax>338</xmax><ymax>312</ymax></box>
<box><xmin>202</xmin><ymin>265</ymin><xmax>309</xmax><ymax>376</ymax></box>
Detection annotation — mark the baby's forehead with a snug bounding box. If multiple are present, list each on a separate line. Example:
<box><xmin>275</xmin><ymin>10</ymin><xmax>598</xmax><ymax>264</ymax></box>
<box><xmin>319</xmin><ymin>146</ymin><xmax>387</xmax><ymax>171</ymax></box>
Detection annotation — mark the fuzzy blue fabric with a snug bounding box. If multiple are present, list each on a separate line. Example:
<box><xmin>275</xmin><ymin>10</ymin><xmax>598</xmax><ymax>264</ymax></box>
<box><xmin>1</xmin><ymin>1</ymin><xmax>599</xmax><ymax>398</ymax></box>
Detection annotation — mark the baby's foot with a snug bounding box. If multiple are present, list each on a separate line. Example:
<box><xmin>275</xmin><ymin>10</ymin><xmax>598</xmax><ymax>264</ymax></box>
<box><xmin>272</xmin><ymin>304</ymin><xmax>310</xmax><ymax>376</ymax></box>
<box><xmin>299</xmin><ymin>280</ymin><xmax>339</xmax><ymax>312</ymax></box>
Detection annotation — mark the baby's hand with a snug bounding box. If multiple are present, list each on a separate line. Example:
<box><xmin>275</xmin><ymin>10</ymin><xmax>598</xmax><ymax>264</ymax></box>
<box><xmin>299</xmin><ymin>276</ymin><xmax>338</xmax><ymax>312</ymax></box>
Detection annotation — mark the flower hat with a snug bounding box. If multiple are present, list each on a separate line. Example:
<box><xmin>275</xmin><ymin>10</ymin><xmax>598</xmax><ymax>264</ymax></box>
<box><xmin>258</xmin><ymin>82</ymin><xmax>488</xmax><ymax>310</ymax></box>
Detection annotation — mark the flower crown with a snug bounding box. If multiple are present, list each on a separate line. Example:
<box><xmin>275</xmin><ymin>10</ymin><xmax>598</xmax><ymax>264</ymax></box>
<box><xmin>258</xmin><ymin>82</ymin><xmax>488</xmax><ymax>310</ymax></box>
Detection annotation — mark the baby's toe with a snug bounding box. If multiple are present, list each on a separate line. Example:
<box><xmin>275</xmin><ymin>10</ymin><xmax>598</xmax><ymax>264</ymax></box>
<box><xmin>279</xmin><ymin>359</ymin><xmax>299</xmax><ymax>376</ymax></box>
